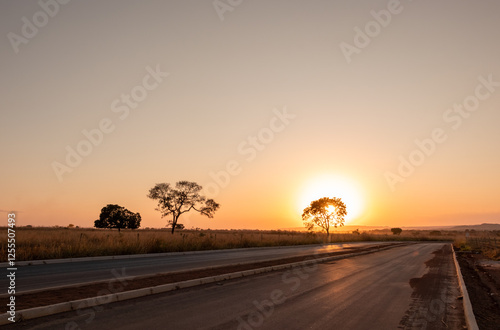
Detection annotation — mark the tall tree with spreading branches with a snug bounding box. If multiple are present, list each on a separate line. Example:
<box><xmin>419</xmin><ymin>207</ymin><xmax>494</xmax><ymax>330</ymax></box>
<box><xmin>147</xmin><ymin>181</ymin><xmax>220</xmax><ymax>234</ymax></box>
<box><xmin>302</xmin><ymin>197</ymin><xmax>347</xmax><ymax>240</ymax></box>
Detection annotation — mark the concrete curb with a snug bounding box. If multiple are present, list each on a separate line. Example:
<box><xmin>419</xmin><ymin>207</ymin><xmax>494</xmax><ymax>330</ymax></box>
<box><xmin>0</xmin><ymin>241</ymin><xmax>418</xmax><ymax>267</ymax></box>
<box><xmin>1</xmin><ymin>248</ymin><xmax>366</xmax><ymax>297</ymax></box>
<box><xmin>0</xmin><ymin>243</ymin><xmax>393</xmax><ymax>297</ymax></box>
<box><xmin>451</xmin><ymin>244</ymin><xmax>479</xmax><ymax>330</ymax></box>
<box><xmin>0</xmin><ymin>254</ymin><xmax>312</xmax><ymax>297</ymax></box>
<box><xmin>0</xmin><ymin>244</ymin><xmax>401</xmax><ymax>325</ymax></box>
<box><xmin>0</xmin><ymin>243</ymin><xmax>396</xmax><ymax>297</ymax></box>
<box><xmin>0</xmin><ymin>243</ymin><xmax>342</xmax><ymax>267</ymax></box>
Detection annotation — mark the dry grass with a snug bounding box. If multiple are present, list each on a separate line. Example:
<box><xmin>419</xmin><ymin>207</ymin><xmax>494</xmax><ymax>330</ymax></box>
<box><xmin>453</xmin><ymin>231</ymin><xmax>500</xmax><ymax>260</ymax></box>
<box><xmin>0</xmin><ymin>226</ymin><xmax>476</xmax><ymax>262</ymax></box>
<box><xmin>1</xmin><ymin>227</ymin><xmax>320</xmax><ymax>261</ymax></box>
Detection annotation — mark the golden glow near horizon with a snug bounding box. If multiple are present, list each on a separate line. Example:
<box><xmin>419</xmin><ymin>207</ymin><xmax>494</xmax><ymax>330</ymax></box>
<box><xmin>298</xmin><ymin>175</ymin><xmax>365</xmax><ymax>225</ymax></box>
<box><xmin>1</xmin><ymin>1</ymin><xmax>500</xmax><ymax>230</ymax></box>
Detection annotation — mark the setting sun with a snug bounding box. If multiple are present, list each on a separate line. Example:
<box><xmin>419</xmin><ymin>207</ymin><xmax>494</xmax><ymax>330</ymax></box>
<box><xmin>298</xmin><ymin>175</ymin><xmax>365</xmax><ymax>225</ymax></box>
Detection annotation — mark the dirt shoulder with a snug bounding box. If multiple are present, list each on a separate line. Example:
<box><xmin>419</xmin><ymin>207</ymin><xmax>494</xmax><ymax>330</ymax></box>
<box><xmin>400</xmin><ymin>244</ymin><xmax>466</xmax><ymax>329</ymax></box>
<box><xmin>3</xmin><ymin>243</ymin><xmax>408</xmax><ymax>311</ymax></box>
<box><xmin>455</xmin><ymin>251</ymin><xmax>500</xmax><ymax>330</ymax></box>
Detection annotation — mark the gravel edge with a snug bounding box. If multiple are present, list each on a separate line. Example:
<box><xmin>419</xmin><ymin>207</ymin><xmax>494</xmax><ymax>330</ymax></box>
<box><xmin>452</xmin><ymin>244</ymin><xmax>479</xmax><ymax>330</ymax></box>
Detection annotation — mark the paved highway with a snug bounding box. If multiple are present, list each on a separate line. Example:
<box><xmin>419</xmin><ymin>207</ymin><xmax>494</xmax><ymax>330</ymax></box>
<box><xmin>1</xmin><ymin>242</ymin><xmax>391</xmax><ymax>293</ymax></box>
<box><xmin>8</xmin><ymin>243</ymin><xmax>465</xmax><ymax>329</ymax></box>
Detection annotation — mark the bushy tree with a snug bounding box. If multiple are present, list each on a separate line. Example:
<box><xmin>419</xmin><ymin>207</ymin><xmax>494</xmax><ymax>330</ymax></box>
<box><xmin>171</xmin><ymin>223</ymin><xmax>185</xmax><ymax>230</ymax></box>
<box><xmin>147</xmin><ymin>181</ymin><xmax>220</xmax><ymax>234</ymax></box>
<box><xmin>302</xmin><ymin>197</ymin><xmax>347</xmax><ymax>239</ymax></box>
<box><xmin>94</xmin><ymin>204</ymin><xmax>141</xmax><ymax>232</ymax></box>
<box><xmin>391</xmin><ymin>227</ymin><xmax>403</xmax><ymax>235</ymax></box>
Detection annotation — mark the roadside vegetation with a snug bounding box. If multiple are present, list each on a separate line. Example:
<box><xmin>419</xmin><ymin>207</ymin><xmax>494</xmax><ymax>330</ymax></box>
<box><xmin>1</xmin><ymin>226</ymin><xmax>489</xmax><ymax>262</ymax></box>
<box><xmin>453</xmin><ymin>231</ymin><xmax>500</xmax><ymax>260</ymax></box>
<box><xmin>454</xmin><ymin>232</ymin><xmax>500</xmax><ymax>329</ymax></box>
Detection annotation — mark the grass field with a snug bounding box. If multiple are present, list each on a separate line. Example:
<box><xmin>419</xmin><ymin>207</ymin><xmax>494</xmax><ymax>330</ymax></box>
<box><xmin>454</xmin><ymin>234</ymin><xmax>500</xmax><ymax>260</ymax></box>
<box><xmin>1</xmin><ymin>226</ymin><xmax>499</xmax><ymax>262</ymax></box>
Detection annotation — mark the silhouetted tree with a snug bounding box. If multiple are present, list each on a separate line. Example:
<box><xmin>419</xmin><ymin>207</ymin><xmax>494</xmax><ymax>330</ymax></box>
<box><xmin>147</xmin><ymin>181</ymin><xmax>220</xmax><ymax>234</ymax></box>
<box><xmin>171</xmin><ymin>223</ymin><xmax>185</xmax><ymax>230</ymax></box>
<box><xmin>391</xmin><ymin>227</ymin><xmax>403</xmax><ymax>235</ymax></box>
<box><xmin>302</xmin><ymin>197</ymin><xmax>347</xmax><ymax>240</ymax></box>
<box><xmin>352</xmin><ymin>228</ymin><xmax>360</xmax><ymax>235</ymax></box>
<box><xmin>94</xmin><ymin>204</ymin><xmax>141</xmax><ymax>232</ymax></box>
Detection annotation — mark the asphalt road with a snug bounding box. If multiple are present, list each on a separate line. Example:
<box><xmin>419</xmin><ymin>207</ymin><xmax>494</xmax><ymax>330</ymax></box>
<box><xmin>9</xmin><ymin>243</ymin><xmax>465</xmax><ymax>329</ymax></box>
<box><xmin>1</xmin><ymin>242</ymin><xmax>391</xmax><ymax>293</ymax></box>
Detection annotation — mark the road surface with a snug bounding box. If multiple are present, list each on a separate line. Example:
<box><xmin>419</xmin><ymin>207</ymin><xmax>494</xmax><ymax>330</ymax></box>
<box><xmin>1</xmin><ymin>242</ymin><xmax>391</xmax><ymax>293</ymax></box>
<box><xmin>8</xmin><ymin>243</ymin><xmax>465</xmax><ymax>329</ymax></box>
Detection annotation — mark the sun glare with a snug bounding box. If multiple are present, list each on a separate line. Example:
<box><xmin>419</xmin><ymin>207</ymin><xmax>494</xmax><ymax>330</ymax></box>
<box><xmin>298</xmin><ymin>175</ymin><xmax>365</xmax><ymax>224</ymax></box>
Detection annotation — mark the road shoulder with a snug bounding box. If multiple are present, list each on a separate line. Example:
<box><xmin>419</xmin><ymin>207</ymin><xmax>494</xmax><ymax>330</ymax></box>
<box><xmin>399</xmin><ymin>244</ymin><xmax>466</xmax><ymax>329</ymax></box>
<box><xmin>456</xmin><ymin>251</ymin><xmax>500</xmax><ymax>330</ymax></box>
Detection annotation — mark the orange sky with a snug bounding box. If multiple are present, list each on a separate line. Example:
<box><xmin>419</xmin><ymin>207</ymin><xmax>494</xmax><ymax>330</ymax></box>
<box><xmin>1</xmin><ymin>1</ymin><xmax>499</xmax><ymax>230</ymax></box>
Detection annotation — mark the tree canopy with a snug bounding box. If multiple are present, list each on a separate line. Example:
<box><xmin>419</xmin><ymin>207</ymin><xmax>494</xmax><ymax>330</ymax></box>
<box><xmin>147</xmin><ymin>181</ymin><xmax>220</xmax><ymax>234</ymax></box>
<box><xmin>302</xmin><ymin>197</ymin><xmax>347</xmax><ymax>239</ymax></box>
<box><xmin>391</xmin><ymin>227</ymin><xmax>403</xmax><ymax>235</ymax></box>
<box><xmin>94</xmin><ymin>204</ymin><xmax>141</xmax><ymax>232</ymax></box>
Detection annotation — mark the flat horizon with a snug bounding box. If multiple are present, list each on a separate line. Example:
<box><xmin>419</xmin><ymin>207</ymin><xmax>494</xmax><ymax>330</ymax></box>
<box><xmin>1</xmin><ymin>1</ymin><xmax>499</xmax><ymax>231</ymax></box>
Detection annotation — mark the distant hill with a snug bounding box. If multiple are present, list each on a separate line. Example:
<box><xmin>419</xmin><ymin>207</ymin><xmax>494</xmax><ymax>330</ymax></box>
<box><xmin>449</xmin><ymin>223</ymin><xmax>500</xmax><ymax>231</ymax></box>
<box><xmin>281</xmin><ymin>223</ymin><xmax>500</xmax><ymax>232</ymax></box>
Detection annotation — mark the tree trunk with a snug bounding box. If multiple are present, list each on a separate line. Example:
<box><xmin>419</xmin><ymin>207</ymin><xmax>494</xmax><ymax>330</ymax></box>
<box><xmin>171</xmin><ymin>216</ymin><xmax>177</xmax><ymax>234</ymax></box>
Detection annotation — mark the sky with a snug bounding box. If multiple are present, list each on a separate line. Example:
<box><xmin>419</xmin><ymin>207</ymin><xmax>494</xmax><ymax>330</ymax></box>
<box><xmin>1</xmin><ymin>0</ymin><xmax>499</xmax><ymax>230</ymax></box>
